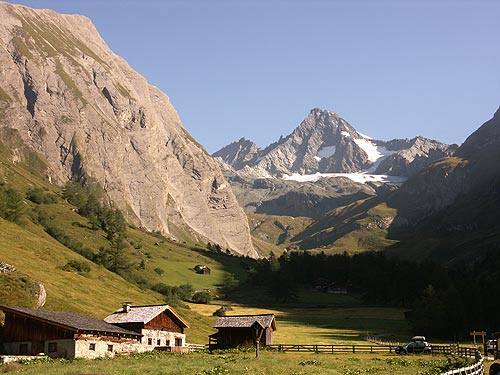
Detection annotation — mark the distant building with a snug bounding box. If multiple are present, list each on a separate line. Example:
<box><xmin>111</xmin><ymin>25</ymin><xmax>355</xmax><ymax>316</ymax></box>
<box><xmin>0</xmin><ymin>306</ymin><xmax>144</xmax><ymax>360</ymax></box>
<box><xmin>194</xmin><ymin>265</ymin><xmax>211</xmax><ymax>274</ymax></box>
<box><xmin>104</xmin><ymin>304</ymin><xmax>189</xmax><ymax>352</ymax></box>
<box><xmin>209</xmin><ymin>314</ymin><xmax>277</xmax><ymax>350</ymax></box>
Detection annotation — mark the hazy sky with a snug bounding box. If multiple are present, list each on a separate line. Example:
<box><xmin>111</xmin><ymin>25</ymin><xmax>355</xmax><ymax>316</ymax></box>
<box><xmin>6</xmin><ymin>0</ymin><xmax>500</xmax><ymax>153</ymax></box>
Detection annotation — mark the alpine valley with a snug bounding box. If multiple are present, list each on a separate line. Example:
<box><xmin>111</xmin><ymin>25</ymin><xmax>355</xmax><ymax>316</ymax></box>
<box><xmin>1</xmin><ymin>1</ymin><xmax>500</xmax><ymax>348</ymax></box>
<box><xmin>214</xmin><ymin>105</ymin><xmax>500</xmax><ymax>266</ymax></box>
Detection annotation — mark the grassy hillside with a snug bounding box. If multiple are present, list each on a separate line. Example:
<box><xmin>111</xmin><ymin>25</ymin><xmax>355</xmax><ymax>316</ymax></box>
<box><xmin>287</xmin><ymin>197</ymin><xmax>399</xmax><ymax>254</ymax></box>
<box><xmin>248</xmin><ymin>213</ymin><xmax>314</xmax><ymax>256</ymax></box>
<box><xmin>0</xmin><ymin>146</ymin><xmax>248</xmax><ymax>344</ymax></box>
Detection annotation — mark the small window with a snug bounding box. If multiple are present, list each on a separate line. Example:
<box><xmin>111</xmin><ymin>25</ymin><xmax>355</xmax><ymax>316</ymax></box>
<box><xmin>107</xmin><ymin>345</ymin><xmax>113</xmax><ymax>352</ymax></box>
<box><xmin>19</xmin><ymin>343</ymin><xmax>28</xmax><ymax>354</ymax></box>
<box><xmin>175</xmin><ymin>338</ymin><xmax>182</xmax><ymax>347</ymax></box>
<box><xmin>89</xmin><ymin>343</ymin><xmax>96</xmax><ymax>351</ymax></box>
<box><xmin>166</xmin><ymin>340</ymin><xmax>170</xmax><ymax>347</ymax></box>
<box><xmin>157</xmin><ymin>339</ymin><xmax>161</xmax><ymax>346</ymax></box>
<box><xmin>48</xmin><ymin>342</ymin><xmax>57</xmax><ymax>353</ymax></box>
<box><xmin>148</xmin><ymin>338</ymin><xmax>152</xmax><ymax>346</ymax></box>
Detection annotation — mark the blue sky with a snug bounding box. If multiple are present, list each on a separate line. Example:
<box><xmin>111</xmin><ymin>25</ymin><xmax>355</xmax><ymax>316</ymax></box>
<box><xmin>7</xmin><ymin>0</ymin><xmax>500</xmax><ymax>153</ymax></box>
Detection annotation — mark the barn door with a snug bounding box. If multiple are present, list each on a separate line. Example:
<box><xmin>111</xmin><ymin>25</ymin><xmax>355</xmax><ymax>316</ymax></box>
<box><xmin>31</xmin><ymin>340</ymin><xmax>44</xmax><ymax>355</ymax></box>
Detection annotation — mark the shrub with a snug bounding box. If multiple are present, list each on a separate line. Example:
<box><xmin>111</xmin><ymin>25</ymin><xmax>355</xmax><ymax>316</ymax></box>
<box><xmin>154</xmin><ymin>267</ymin><xmax>165</xmax><ymax>276</ymax></box>
<box><xmin>0</xmin><ymin>184</ymin><xmax>24</xmax><ymax>222</ymax></box>
<box><xmin>192</xmin><ymin>290</ymin><xmax>212</xmax><ymax>304</ymax></box>
<box><xmin>26</xmin><ymin>188</ymin><xmax>58</xmax><ymax>204</ymax></box>
<box><xmin>60</xmin><ymin>260</ymin><xmax>91</xmax><ymax>273</ymax></box>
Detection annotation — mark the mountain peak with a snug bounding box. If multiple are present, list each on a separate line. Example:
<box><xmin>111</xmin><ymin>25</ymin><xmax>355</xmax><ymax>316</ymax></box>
<box><xmin>215</xmin><ymin>109</ymin><xmax>454</xmax><ymax>180</ymax></box>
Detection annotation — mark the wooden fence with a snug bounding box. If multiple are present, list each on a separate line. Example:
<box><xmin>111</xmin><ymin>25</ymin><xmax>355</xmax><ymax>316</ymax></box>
<box><xmin>186</xmin><ymin>343</ymin><xmax>206</xmax><ymax>352</ymax></box>
<box><xmin>439</xmin><ymin>347</ymin><xmax>484</xmax><ymax>375</ymax></box>
<box><xmin>267</xmin><ymin>344</ymin><xmax>399</xmax><ymax>353</ymax></box>
<box><xmin>268</xmin><ymin>343</ymin><xmax>484</xmax><ymax>374</ymax></box>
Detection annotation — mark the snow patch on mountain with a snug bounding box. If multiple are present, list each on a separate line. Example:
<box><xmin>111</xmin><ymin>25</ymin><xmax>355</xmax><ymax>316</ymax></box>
<box><xmin>283</xmin><ymin>172</ymin><xmax>407</xmax><ymax>184</ymax></box>
<box><xmin>341</xmin><ymin>131</ymin><xmax>351</xmax><ymax>138</ymax></box>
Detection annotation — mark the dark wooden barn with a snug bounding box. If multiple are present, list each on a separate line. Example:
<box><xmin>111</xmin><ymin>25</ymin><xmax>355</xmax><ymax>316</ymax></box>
<box><xmin>209</xmin><ymin>314</ymin><xmax>277</xmax><ymax>350</ymax></box>
<box><xmin>104</xmin><ymin>304</ymin><xmax>189</xmax><ymax>351</ymax></box>
<box><xmin>0</xmin><ymin>306</ymin><xmax>141</xmax><ymax>359</ymax></box>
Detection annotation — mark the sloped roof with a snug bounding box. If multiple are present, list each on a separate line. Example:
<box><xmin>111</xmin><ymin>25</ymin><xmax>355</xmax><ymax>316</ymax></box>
<box><xmin>214</xmin><ymin>314</ymin><xmax>277</xmax><ymax>330</ymax></box>
<box><xmin>104</xmin><ymin>304</ymin><xmax>189</xmax><ymax>328</ymax></box>
<box><xmin>0</xmin><ymin>306</ymin><xmax>141</xmax><ymax>337</ymax></box>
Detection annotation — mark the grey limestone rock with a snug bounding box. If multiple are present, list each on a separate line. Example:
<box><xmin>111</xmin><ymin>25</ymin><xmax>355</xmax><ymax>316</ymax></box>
<box><xmin>0</xmin><ymin>3</ymin><xmax>257</xmax><ymax>258</ymax></box>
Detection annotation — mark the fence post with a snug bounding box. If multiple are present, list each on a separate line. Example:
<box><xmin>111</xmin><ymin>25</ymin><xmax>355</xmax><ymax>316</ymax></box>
<box><xmin>352</xmin><ymin>345</ymin><xmax>355</xmax><ymax>353</ymax></box>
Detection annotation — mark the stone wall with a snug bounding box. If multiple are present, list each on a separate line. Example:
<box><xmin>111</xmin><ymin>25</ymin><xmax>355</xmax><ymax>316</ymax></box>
<box><xmin>141</xmin><ymin>328</ymin><xmax>186</xmax><ymax>349</ymax></box>
<box><xmin>2</xmin><ymin>335</ymin><xmax>149</xmax><ymax>360</ymax></box>
<box><xmin>74</xmin><ymin>335</ymin><xmax>149</xmax><ymax>360</ymax></box>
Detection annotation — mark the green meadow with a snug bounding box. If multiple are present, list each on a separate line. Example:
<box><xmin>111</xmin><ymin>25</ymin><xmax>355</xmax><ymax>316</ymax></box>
<box><xmin>0</xmin><ymin>350</ymin><xmax>479</xmax><ymax>375</ymax></box>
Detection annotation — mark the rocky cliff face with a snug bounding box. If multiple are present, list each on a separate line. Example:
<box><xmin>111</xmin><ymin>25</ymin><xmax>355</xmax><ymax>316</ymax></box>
<box><xmin>214</xmin><ymin>108</ymin><xmax>455</xmax><ymax>178</ymax></box>
<box><xmin>0</xmin><ymin>2</ymin><xmax>257</xmax><ymax>257</ymax></box>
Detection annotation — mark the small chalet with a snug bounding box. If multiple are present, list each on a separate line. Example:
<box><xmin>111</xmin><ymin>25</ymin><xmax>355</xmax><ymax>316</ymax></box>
<box><xmin>104</xmin><ymin>304</ymin><xmax>189</xmax><ymax>352</ymax></box>
<box><xmin>194</xmin><ymin>265</ymin><xmax>211</xmax><ymax>274</ymax></box>
<box><xmin>0</xmin><ymin>306</ymin><xmax>143</xmax><ymax>360</ymax></box>
<box><xmin>209</xmin><ymin>314</ymin><xmax>277</xmax><ymax>350</ymax></box>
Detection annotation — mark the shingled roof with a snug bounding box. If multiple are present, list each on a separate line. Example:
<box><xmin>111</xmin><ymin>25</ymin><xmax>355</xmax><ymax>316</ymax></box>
<box><xmin>0</xmin><ymin>306</ymin><xmax>141</xmax><ymax>337</ymax></box>
<box><xmin>104</xmin><ymin>304</ymin><xmax>189</xmax><ymax>328</ymax></box>
<box><xmin>214</xmin><ymin>314</ymin><xmax>277</xmax><ymax>330</ymax></box>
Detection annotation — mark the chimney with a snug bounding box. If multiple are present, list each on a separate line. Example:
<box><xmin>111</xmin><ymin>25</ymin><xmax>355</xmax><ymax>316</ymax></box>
<box><xmin>122</xmin><ymin>302</ymin><xmax>132</xmax><ymax>312</ymax></box>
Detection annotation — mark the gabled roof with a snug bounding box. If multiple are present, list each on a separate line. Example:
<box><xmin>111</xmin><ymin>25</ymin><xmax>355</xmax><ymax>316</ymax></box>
<box><xmin>0</xmin><ymin>306</ymin><xmax>141</xmax><ymax>337</ymax></box>
<box><xmin>104</xmin><ymin>304</ymin><xmax>189</xmax><ymax>328</ymax></box>
<box><xmin>214</xmin><ymin>314</ymin><xmax>277</xmax><ymax>330</ymax></box>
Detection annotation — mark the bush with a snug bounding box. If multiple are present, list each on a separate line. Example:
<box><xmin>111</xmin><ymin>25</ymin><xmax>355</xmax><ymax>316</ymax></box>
<box><xmin>26</xmin><ymin>188</ymin><xmax>58</xmax><ymax>204</ymax></box>
<box><xmin>151</xmin><ymin>283</ymin><xmax>193</xmax><ymax>305</ymax></box>
<box><xmin>192</xmin><ymin>290</ymin><xmax>212</xmax><ymax>304</ymax></box>
<box><xmin>60</xmin><ymin>260</ymin><xmax>91</xmax><ymax>273</ymax></box>
<box><xmin>212</xmin><ymin>308</ymin><xmax>226</xmax><ymax>317</ymax></box>
<box><xmin>154</xmin><ymin>267</ymin><xmax>165</xmax><ymax>276</ymax></box>
<box><xmin>0</xmin><ymin>183</ymin><xmax>24</xmax><ymax>222</ymax></box>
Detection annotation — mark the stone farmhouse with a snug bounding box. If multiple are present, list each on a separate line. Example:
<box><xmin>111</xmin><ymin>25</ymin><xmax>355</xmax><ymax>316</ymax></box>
<box><xmin>0</xmin><ymin>303</ymin><xmax>190</xmax><ymax>360</ymax></box>
<box><xmin>104</xmin><ymin>304</ymin><xmax>189</xmax><ymax>352</ymax></box>
<box><xmin>0</xmin><ymin>306</ymin><xmax>145</xmax><ymax>360</ymax></box>
<box><xmin>209</xmin><ymin>314</ymin><xmax>277</xmax><ymax>350</ymax></box>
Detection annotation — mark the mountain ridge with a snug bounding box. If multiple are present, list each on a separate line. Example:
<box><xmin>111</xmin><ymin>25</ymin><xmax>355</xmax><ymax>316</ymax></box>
<box><xmin>0</xmin><ymin>2</ymin><xmax>257</xmax><ymax>257</ymax></box>
<box><xmin>214</xmin><ymin>108</ymin><xmax>456</xmax><ymax>181</ymax></box>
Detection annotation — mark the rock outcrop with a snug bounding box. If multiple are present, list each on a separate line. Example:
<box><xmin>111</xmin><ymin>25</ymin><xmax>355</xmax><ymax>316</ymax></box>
<box><xmin>0</xmin><ymin>2</ymin><xmax>257</xmax><ymax>257</ymax></box>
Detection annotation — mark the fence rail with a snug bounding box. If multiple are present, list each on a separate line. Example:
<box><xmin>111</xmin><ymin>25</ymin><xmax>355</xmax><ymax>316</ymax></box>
<box><xmin>268</xmin><ymin>344</ymin><xmax>398</xmax><ymax>353</ymax></box>
<box><xmin>187</xmin><ymin>343</ymin><xmax>206</xmax><ymax>352</ymax></box>
<box><xmin>439</xmin><ymin>348</ymin><xmax>483</xmax><ymax>375</ymax></box>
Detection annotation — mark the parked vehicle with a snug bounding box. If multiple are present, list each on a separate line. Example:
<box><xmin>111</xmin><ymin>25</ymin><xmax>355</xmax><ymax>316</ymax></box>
<box><xmin>487</xmin><ymin>339</ymin><xmax>498</xmax><ymax>354</ymax></box>
<box><xmin>396</xmin><ymin>336</ymin><xmax>432</xmax><ymax>354</ymax></box>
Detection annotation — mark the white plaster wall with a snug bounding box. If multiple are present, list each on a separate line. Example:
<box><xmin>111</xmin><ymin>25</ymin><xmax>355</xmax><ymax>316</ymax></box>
<box><xmin>141</xmin><ymin>329</ymin><xmax>186</xmax><ymax>348</ymax></box>
<box><xmin>74</xmin><ymin>336</ymin><xmax>149</xmax><ymax>360</ymax></box>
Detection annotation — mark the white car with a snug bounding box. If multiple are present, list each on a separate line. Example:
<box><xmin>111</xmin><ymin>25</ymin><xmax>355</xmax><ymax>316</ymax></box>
<box><xmin>487</xmin><ymin>339</ymin><xmax>497</xmax><ymax>354</ymax></box>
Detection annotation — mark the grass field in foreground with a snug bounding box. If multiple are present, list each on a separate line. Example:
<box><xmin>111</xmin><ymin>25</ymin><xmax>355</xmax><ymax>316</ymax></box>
<box><xmin>1</xmin><ymin>351</ymin><xmax>476</xmax><ymax>375</ymax></box>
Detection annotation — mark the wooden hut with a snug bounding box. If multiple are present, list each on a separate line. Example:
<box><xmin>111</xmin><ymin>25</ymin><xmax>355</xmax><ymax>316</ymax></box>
<box><xmin>209</xmin><ymin>314</ymin><xmax>277</xmax><ymax>350</ymax></box>
<box><xmin>194</xmin><ymin>265</ymin><xmax>211</xmax><ymax>274</ymax></box>
<box><xmin>104</xmin><ymin>304</ymin><xmax>189</xmax><ymax>352</ymax></box>
<box><xmin>0</xmin><ymin>306</ymin><xmax>142</xmax><ymax>360</ymax></box>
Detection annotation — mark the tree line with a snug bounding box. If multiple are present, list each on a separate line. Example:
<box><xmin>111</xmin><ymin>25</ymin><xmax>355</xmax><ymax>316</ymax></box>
<box><xmin>246</xmin><ymin>250</ymin><xmax>500</xmax><ymax>339</ymax></box>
